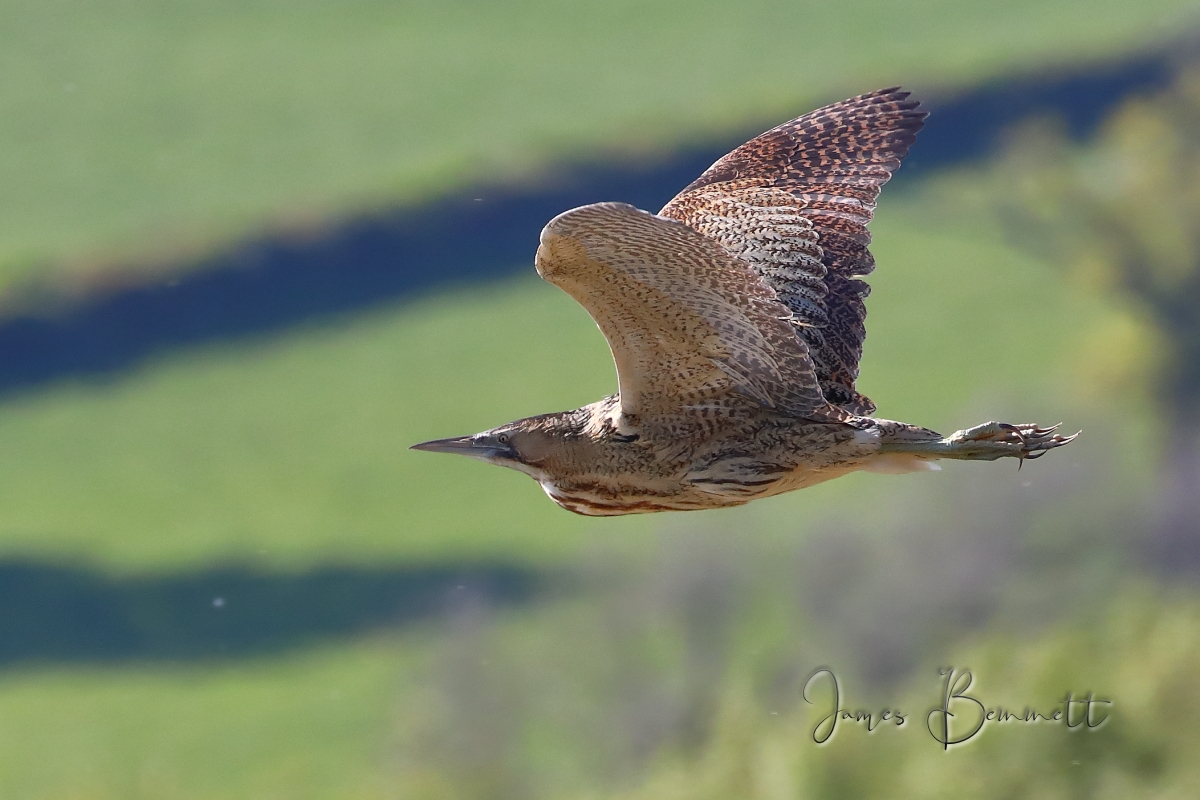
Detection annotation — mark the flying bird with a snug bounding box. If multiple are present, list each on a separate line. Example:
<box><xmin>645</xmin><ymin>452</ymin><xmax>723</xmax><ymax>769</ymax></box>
<box><xmin>412</xmin><ymin>88</ymin><xmax>1077</xmax><ymax>515</ymax></box>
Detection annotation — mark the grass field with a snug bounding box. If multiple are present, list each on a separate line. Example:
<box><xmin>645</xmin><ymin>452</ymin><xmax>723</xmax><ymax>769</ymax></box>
<box><xmin>5</xmin><ymin>0</ymin><xmax>1198</xmax><ymax>296</ymax></box>
<box><xmin>0</xmin><ymin>636</ymin><xmax>412</xmax><ymax>800</ymax></box>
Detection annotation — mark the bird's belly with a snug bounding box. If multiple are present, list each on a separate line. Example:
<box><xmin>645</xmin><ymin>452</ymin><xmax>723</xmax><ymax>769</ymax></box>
<box><xmin>537</xmin><ymin>426</ymin><xmax>908</xmax><ymax>515</ymax></box>
<box><xmin>539</xmin><ymin>456</ymin><xmax>873</xmax><ymax>515</ymax></box>
<box><xmin>539</xmin><ymin>478</ymin><xmax>706</xmax><ymax>516</ymax></box>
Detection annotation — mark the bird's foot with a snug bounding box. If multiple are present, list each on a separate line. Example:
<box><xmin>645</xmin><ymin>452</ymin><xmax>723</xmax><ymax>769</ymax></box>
<box><xmin>944</xmin><ymin>421</ymin><xmax>1079</xmax><ymax>463</ymax></box>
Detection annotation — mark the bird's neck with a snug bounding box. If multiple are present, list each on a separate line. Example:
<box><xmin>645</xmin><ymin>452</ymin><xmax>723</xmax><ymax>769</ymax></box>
<box><xmin>520</xmin><ymin>398</ymin><xmax>632</xmax><ymax>477</ymax></box>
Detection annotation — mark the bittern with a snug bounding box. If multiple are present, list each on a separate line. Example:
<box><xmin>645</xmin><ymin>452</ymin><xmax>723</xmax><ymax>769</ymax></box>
<box><xmin>413</xmin><ymin>88</ymin><xmax>1077</xmax><ymax>515</ymax></box>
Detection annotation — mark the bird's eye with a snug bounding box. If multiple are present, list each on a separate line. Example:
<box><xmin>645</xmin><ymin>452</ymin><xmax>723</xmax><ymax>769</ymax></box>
<box><xmin>497</xmin><ymin>434</ymin><xmax>510</xmax><ymax>445</ymax></box>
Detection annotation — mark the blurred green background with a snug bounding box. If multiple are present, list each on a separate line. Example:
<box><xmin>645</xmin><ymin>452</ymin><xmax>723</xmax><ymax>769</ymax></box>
<box><xmin>4</xmin><ymin>1</ymin><xmax>1200</xmax><ymax>797</ymax></box>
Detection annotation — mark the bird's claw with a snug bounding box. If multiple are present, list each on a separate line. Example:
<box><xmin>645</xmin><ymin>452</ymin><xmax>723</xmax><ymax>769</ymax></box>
<box><xmin>1020</xmin><ymin>425</ymin><xmax>1079</xmax><ymax>460</ymax></box>
<box><xmin>950</xmin><ymin>421</ymin><xmax>1079</xmax><ymax>464</ymax></box>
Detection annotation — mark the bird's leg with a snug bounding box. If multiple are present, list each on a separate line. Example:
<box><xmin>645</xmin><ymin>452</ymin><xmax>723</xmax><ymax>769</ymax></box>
<box><xmin>881</xmin><ymin>421</ymin><xmax>1079</xmax><ymax>463</ymax></box>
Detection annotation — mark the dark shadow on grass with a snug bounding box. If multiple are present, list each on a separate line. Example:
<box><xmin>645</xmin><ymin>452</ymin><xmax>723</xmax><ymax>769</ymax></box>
<box><xmin>0</xmin><ymin>560</ymin><xmax>543</xmax><ymax>666</ymax></box>
<box><xmin>0</xmin><ymin>38</ymin><xmax>1189</xmax><ymax>396</ymax></box>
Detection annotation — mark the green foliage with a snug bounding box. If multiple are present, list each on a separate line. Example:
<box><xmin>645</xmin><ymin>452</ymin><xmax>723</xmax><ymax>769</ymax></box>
<box><xmin>377</xmin><ymin>467</ymin><xmax>1181</xmax><ymax>800</ymax></box>
<box><xmin>3</xmin><ymin>0</ymin><xmax>1197</xmax><ymax>296</ymax></box>
<box><xmin>994</xmin><ymin>66</ymin><xmax>1200</xmax><ymax>419</ymax></box>
<box><xmin>590</xmin><ymin>586</ymin><xmax>1200</xmax><ymax>800</ymax></box>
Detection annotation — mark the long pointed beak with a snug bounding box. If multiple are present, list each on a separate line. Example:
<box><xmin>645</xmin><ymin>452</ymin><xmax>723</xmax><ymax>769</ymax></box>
<box><xmin>410</xmin><ymin>435</ymin><xmax>479</xmax><ymax>456</ymax></box>
<box><xmin>410</xmin><ymin>435</ymin><xmax>506</xmax><ymax>463</ymax></box>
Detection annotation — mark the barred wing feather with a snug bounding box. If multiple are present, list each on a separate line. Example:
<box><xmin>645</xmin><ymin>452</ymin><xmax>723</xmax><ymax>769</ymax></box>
<box><xmin>660</xmin><ymin>87</ymin><xmax>925</xmax><ymax>415</ymax></box>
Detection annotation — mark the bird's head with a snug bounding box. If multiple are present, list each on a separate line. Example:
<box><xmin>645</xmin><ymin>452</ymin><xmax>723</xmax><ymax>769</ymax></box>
<box><xmin>410</xmin><ymin>415</ymin><xmax>570</xmax><ymax>478</ymax></box>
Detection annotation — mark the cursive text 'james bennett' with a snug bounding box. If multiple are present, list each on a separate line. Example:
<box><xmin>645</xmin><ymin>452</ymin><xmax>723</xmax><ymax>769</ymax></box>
<box><xmin>803</xmin><ymin>667</ymin><xmax>1112</xmax><ymax>748</ymax></box>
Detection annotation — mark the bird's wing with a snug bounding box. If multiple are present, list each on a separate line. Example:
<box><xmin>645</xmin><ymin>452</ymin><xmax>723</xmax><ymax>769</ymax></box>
<box><xmin>660</xmin><ymin>87</ymin><xmax>925</xmax><ymax>415</ymax></box>
<box><xmin>536</xmin><ymin>202</ymin><xmax>842</xmax><ymax>420</ymax></box>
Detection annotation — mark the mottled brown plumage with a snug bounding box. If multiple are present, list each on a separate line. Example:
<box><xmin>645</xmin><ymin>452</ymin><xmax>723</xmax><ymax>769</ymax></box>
<box><xmin>413</xmin><ymin>88</ymin><xmax>1077</xmax><ymax>515</ymax></box>
<box><xmin>660</xmin><ymin>88</ymin><xmax>925</xmax><ymax>415</ymax></box>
